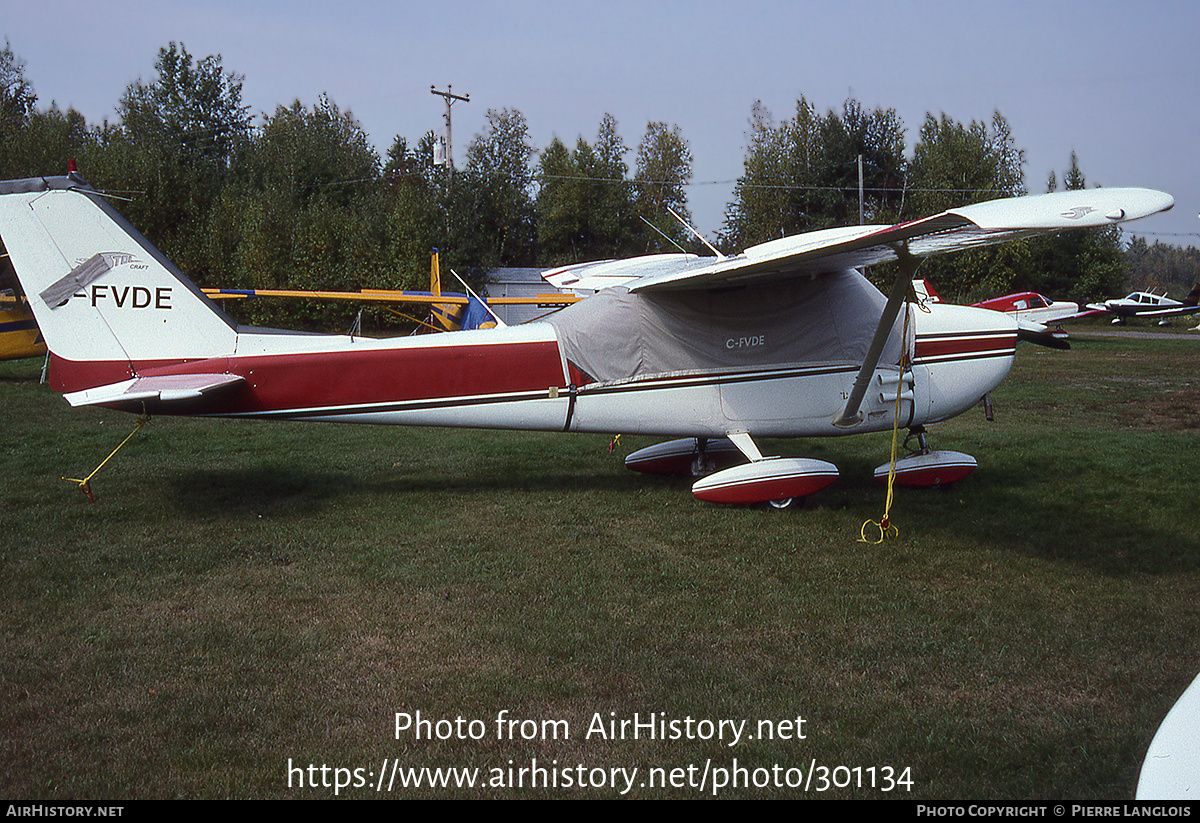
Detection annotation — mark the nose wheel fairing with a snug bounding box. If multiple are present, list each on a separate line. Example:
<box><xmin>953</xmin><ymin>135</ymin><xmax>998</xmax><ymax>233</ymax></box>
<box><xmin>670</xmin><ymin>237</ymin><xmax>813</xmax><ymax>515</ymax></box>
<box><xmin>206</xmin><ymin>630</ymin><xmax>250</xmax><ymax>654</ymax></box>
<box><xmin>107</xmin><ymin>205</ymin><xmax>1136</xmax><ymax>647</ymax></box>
<box><xmin>872</xmin><ymin>425</ymin><xmax>977</xmax><ymax>488</ymax></box>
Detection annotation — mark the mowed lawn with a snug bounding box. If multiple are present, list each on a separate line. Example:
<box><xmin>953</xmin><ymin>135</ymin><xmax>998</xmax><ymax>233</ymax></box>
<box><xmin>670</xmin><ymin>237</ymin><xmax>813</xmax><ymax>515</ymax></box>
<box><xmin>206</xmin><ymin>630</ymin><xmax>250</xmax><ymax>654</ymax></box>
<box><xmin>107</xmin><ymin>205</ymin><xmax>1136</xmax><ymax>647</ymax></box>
<box><xmin>1</xmin><ymin>332</ymin><xmax>1198</xmax><ymax>798</ymax></box>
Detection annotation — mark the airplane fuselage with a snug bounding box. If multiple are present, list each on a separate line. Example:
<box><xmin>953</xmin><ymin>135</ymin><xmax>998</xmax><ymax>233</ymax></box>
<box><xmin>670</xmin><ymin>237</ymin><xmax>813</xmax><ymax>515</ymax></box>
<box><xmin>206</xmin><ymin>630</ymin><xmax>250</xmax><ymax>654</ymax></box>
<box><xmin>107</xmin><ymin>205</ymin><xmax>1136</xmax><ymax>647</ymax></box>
<box><xmin>48</xmin><ymin>298</ymin><xmax>1015</xmax><ymax>440</ymax></box>
<box><xmin>972</xmin><ymin>292</ymin><xmax>1080</xmax><ymax>327</ymax></box>
<box><xmin>1102</xmin><ymin>292</ymin><xmax>1182</xmax><ymax>317</ymax></box>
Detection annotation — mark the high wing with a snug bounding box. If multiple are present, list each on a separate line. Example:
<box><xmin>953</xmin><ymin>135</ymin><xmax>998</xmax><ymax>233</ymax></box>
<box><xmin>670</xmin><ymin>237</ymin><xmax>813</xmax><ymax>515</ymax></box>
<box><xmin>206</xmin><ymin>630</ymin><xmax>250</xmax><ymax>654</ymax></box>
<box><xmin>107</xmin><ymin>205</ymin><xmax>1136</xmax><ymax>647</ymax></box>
<box><xmin>202</xmin><ymin>287</ymin><xmax>579</xmax><ymax>332</ymax></box>
<box><xmin>203</xmin><ymin>287</ymin><xmax>472</xmax><ymax>305</ymax></box>
<box><xmin>543</xmin><ymin>253</ymin><xmax>707</xmax><ymax>292</ymax></box>
<box><xmin>202</xmin><ymin>287</ymin><xmax>579</xmax><ymax>309</ymax></box>
<box><xmin>542</xmin><ymin>188</ymin><xmax>1174</xmax><ymax>293</ymax></box>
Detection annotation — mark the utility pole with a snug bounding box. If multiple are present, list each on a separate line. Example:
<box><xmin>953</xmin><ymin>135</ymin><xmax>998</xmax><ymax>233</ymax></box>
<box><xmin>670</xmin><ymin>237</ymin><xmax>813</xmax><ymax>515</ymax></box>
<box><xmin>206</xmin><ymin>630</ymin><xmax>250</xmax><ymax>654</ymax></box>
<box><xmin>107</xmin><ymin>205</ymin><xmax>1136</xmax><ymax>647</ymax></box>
<box><xmin>858</xmin><ymin>154</ymin><xmax>864</xmax><ymax>225</ymax></box>
<box><xmin>430</xmin><ymin>85</ymin><xmax>469</xmax><ymax>173</ymax></box>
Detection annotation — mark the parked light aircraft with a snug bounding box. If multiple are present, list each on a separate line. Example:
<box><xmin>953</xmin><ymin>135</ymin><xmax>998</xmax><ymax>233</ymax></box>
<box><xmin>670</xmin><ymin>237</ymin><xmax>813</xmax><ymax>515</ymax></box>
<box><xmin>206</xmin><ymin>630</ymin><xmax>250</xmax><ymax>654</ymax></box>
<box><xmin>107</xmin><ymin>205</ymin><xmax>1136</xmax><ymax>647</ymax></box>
<box><xmin>1</xmin><ymin>259</ymin><xmax>47</xmax><ymax>361</ymax></box>
<box><xmin>1086</xmin><ymin>284</ymin><xmax>1200</xmax><ymax>325</ymax></box>
<box><xmin>5</xmin><ymin>249</ymin><xmax>580</xmax><ymax>353</ymax></box>
<box><xmin>971</xmin><ymin>291</ymin><xmax>1086</xmax><ymax>329</ymax></box>
<box><xmin>0</xmin><ymin>293</ymin><xmax>45</xmax><ymax>361</ymax></box>
<box><xmin>0</xmin><ymin>172</ymin><xmax>1173</xmax><ymax>506</ymax></box>
<box><xmin>914</xmin><ymin>281</ymin><xmax>1085</xmax><ymax>350</ymax></box>
<box><xmin>201</xmin><ymin>250</ymin><xmax>579</xmax><ymax>334</ymax></box>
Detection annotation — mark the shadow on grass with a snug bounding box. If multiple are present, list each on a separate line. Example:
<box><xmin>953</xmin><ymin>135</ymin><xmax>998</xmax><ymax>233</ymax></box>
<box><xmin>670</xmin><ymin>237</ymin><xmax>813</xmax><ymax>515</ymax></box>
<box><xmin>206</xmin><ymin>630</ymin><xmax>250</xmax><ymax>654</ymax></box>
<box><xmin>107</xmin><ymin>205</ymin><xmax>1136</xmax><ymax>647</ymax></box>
<box><xmin>167</xmin><ymin>465</ymin><xmax>354</xmax><ymax>517</ymax></box>
<box><xmin>168</xmin><ymin>463</ymin><xmax>648</xmax><ymax>517</ymax></box>
<box><xmin>164</xmin><ymin>429</ymin><xmax>1200</xmax><ymax>578</ymax></box>
<box><xmin>845</xmin><ymin>458</ymin><xmax>1200</xmax><ymax>577</ymax></box>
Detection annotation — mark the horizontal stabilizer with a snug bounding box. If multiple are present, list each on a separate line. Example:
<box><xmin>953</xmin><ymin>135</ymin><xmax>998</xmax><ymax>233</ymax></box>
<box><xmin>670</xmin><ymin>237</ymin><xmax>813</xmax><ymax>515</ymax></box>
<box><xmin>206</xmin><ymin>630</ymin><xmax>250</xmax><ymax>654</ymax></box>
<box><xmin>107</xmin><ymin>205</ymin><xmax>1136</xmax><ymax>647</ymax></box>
<box><xmin>64</xmin><ymin>373</ymin><xmax>244</xmax><ymax>407</ymax></box>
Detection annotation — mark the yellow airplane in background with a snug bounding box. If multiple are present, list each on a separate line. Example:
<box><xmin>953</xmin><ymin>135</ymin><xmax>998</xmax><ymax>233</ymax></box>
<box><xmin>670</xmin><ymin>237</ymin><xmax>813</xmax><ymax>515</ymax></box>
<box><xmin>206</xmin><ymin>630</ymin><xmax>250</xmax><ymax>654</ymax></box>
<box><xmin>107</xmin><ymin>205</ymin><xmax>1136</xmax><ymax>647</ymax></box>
<box><xmin>202</xmin><ymin>250</ymin><xmax>580</xmax><ymax>333</ymax></box>
<box><xmin>2</xmin><ymin>253</ymin><xmax>47</xmax><ymax>361</ymax></box>
<box><xmin>0</xmin><ymin>250</ymin><xmax>580</xmax><ymax>361</ymax></box>
<box><xmin>0</xmin><ymin>296</ymin><xmax>45</xmax><ymax>359</ymax></box>
<box><xmin>0</xmin><ymin>295</ymin><xmax>45</xmax><ymax>361</ymax></box>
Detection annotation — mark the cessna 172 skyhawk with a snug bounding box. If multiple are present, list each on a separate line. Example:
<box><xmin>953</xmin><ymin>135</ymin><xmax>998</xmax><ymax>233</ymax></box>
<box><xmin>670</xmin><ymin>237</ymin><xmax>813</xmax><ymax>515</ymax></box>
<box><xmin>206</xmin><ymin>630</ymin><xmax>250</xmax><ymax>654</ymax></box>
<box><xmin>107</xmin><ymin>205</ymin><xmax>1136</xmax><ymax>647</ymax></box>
<box><xmin>0</xmin><ymin>172</ymin><xmax>1173</xmax><ymax>506</ymax></box>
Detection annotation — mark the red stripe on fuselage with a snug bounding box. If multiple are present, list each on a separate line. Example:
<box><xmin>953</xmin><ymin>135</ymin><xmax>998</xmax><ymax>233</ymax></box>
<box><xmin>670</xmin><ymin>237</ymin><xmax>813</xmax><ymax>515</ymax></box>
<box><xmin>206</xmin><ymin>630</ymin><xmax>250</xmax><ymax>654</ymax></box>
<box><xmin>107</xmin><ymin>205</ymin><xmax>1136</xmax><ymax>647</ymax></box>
<box><xmin>913</xmin><ymin>332</ymin><xmax>1016</xmax><ymax>361</ymax></box>
<box><xmin>51</xmin><ymin>340</ymin><xmax>566</xmax><ymax>415</ymax></box>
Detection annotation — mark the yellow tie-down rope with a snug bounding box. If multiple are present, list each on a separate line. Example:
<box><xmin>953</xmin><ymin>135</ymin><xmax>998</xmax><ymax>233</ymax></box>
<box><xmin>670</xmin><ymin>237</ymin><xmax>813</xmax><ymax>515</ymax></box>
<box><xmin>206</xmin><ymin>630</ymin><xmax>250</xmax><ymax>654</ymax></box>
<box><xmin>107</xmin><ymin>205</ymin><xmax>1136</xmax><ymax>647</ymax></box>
<box><xmin>63</xmin><ymin>415</ymin><xmax>151</xmax><ymax>502</ymax></box>
<box><xmin>860</xmin><ymin>303</ymin><xmax>914</xmax><ymax>544</ymax></box>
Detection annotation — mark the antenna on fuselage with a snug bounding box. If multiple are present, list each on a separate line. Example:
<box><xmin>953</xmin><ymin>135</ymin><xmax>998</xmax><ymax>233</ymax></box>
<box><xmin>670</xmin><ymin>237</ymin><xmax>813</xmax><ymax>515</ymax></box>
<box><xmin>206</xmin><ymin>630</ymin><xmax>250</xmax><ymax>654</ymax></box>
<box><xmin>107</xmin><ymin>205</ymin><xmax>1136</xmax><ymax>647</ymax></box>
<box><xmin>667</xmin><ymin>207</ymin><xmax>726</xmax><ymax>260</ymax></box>
<box><xmin>639</xmin><ymin>216</ymin><xmax>689</xmax><ymax>254</ymax></box>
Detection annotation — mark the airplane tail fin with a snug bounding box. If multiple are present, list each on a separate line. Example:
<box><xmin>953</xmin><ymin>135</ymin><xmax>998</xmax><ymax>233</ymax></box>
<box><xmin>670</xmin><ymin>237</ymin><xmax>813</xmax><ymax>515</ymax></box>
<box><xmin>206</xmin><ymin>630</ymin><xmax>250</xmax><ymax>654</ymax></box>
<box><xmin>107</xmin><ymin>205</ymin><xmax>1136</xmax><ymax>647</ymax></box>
<box><xmin>1183</xmin><ymin>283</ymin><xmax>1200</xmax><ymax>307</ymax></box>
<box><xmin>0</xmin><ymin>175</ymin><xmax>238</xmax><ymax>393</ymax></box>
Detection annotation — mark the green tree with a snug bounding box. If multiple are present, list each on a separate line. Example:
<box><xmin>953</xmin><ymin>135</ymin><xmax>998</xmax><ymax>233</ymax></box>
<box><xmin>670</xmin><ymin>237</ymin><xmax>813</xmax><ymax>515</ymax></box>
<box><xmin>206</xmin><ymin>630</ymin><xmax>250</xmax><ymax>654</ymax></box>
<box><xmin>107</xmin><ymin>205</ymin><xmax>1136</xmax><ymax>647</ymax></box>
<box><xmin>1</xmin><ymin>104</ymin><xmax>96</xmax><ymax>181</ymax></box>
<box><xmin>207</xmin><ymin>95</ymin><xmax>391</xmax><ymax>329</ymax></box>
<box><xmin>904</xmin><ymin>111</ymin><xmax>1027</xmax><ymax>299</ymax></box>
<box><xmin>723</xmin><ymin>97</ymin><xmax>905</xmax><ymax>250</ymax></box>
<box><xmin>535</xmin><ymin>114</ymin><xmax>637</xmax><ymax>265</ymax></box>
<box><xmin>106</xmin><ymin>43</ymin><xmax>254</xmax><ymax>283</ymax></box>
<box><xmin>634</xmin><ymin>121</ymin><xmax>692</xmax><ymax>251</ymax></box>
<box><xmin>590</xmin><ymin>113</ymin><xmax>638</xmax><ymax>256</ymax></box>
<box><xmin>908</xmin><ymin>111</ymin><xmax>1025</xmax><ymax>216</ymax></box>
<box><xmin>118</xmin><ymin>42</ymin><xmax>250</xmax><ymax>166</ymax></box>
<box><xmin>1023</xmin><ymin>153</ymin><xmax>1126</xmax><ymax>301</ymax></box>
<box><xmin>457</xmin><ymin>108</ymin><xmax>536</xmax><ymax>270</ymax></box>
<box><xmin>380</xmin><ymin>132</ymin><xmax>444</xmax><ymax>288</ymax></box>
<box><xmin>811</xmin><ymin>99</ymin><xmax>906</xmax><ymax>228</ymax></box>
<box><xmin>535</xmin><ymin>136</ymin><xmax>586</xmax><ymax>264</ymax></box>
<box><xmin>235</xmin><ymin>95</ymin><xmax>379</xmax><ymax>206</ymax></box>
<box><xmin>1125</xmin><ymin>236</ymin><xmax>1200</xmax><ymax>298</ymax></box>
<box><xmin>724</xmin><ymin>99</ymin><xmax>819</xmax><ymax>248</ymax></box>
<box><xmin>0</xmin><ymin>41</ymin><xmax>99</xmax><ymax>182</ymax></box>
<box><xmin>0</xmin><ymin>40</ymin><xmax>36</xmax><ymax>136</ymax></box>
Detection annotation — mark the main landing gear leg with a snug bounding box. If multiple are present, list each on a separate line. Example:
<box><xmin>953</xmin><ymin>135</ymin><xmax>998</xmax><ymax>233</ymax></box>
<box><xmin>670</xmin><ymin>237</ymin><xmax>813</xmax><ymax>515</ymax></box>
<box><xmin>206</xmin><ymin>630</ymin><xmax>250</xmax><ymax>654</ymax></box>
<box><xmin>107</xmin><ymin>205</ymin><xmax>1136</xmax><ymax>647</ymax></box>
<box><xmin>904</xmin><ymin>425</ymin><xmax>931</xmax><ymax>456</ymax></box>
<box><xmin>691</xmin><ymin>437</ymin><xmax>716</xmax><ymax>477</ymax></box>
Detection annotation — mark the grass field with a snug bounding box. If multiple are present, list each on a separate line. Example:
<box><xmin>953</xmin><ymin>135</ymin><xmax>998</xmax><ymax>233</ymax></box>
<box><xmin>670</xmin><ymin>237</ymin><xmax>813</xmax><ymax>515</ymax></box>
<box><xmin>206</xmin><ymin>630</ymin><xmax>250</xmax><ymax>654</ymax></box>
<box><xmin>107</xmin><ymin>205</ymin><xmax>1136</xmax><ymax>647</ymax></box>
<box><xmin>2</xmin><ymin>333</ymin><xmax>1198</xmax><ymax>799</ymax></box>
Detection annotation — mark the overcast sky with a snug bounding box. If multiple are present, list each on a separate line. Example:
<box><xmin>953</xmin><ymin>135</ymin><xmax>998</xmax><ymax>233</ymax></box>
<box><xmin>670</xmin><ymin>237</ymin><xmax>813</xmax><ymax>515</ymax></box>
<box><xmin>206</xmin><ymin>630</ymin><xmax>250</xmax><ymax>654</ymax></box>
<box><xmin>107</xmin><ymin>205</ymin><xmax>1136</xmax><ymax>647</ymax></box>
<box><xmin>4</xmin><ymin>0</ymin><xmax>1198</xmax><ymax>248</ymax></box>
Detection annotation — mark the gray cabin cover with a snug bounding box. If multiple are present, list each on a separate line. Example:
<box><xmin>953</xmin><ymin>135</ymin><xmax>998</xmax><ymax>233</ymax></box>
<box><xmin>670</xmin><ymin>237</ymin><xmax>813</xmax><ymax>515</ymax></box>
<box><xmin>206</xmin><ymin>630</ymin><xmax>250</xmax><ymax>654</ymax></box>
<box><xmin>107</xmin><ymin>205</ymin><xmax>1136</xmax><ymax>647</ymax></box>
<box><xmin>545</xmin><ymin>269</ymin><xmax>903</xmax><ymax>385</ymax></box>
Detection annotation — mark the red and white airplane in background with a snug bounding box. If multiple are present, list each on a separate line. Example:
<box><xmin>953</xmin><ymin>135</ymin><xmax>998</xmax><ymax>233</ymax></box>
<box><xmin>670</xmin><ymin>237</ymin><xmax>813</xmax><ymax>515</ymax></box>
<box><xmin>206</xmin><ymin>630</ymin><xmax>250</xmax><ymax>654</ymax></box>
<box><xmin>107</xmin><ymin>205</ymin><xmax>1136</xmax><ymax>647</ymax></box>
<box><xmin>971</xmin><ymin>291</ymin><xmax>1085</xmax><ymax>329</ymax></box>
<box><xmin>0</xmin><ymin>171</ymin><xmax>1173</xmax><ymax>507</ymax></box>
<box><xmin>914</xmin><ymin>280</ymin><xmax>1086</xmax><ymax>350</ymax></box>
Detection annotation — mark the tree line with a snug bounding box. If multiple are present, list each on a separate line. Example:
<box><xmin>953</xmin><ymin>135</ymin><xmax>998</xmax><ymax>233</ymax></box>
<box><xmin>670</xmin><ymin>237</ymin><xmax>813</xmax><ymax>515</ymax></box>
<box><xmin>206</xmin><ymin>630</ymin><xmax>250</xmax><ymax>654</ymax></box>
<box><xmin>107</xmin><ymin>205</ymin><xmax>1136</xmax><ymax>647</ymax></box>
<box><xmin>1</xmin><ymin>40</ymin><xmax>1185</xmax><ymax>330</ymax></box>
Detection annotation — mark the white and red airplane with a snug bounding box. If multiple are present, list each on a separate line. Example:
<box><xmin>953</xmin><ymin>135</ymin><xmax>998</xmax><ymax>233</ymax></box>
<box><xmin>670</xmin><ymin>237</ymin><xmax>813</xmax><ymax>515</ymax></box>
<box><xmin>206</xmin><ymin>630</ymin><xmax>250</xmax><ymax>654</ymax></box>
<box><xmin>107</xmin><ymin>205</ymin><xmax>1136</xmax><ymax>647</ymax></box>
<box><xmin>914</xmin><ymin>281</ymin><xmax>1086</xmax><ymax>350</ymax></box>
<box><xmin>0</xmin><ymin>171</ymin><xmax>1173</xmax><ymax>507</ymax></box>
<box><xmin>971</xmin><ymin>291</ymin><xmax>1086</xmax><ymax>328</ymax></box>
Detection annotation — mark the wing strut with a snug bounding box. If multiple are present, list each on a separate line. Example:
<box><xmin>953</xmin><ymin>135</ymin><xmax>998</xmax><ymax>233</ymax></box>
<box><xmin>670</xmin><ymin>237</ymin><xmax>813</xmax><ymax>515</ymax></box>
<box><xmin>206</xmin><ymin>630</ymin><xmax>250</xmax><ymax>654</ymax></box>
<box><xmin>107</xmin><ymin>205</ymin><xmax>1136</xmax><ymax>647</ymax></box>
<box><xmin>832</xmin><ymin>247</ymin><xmax>918</xmax><ymax>429</ymax></box>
